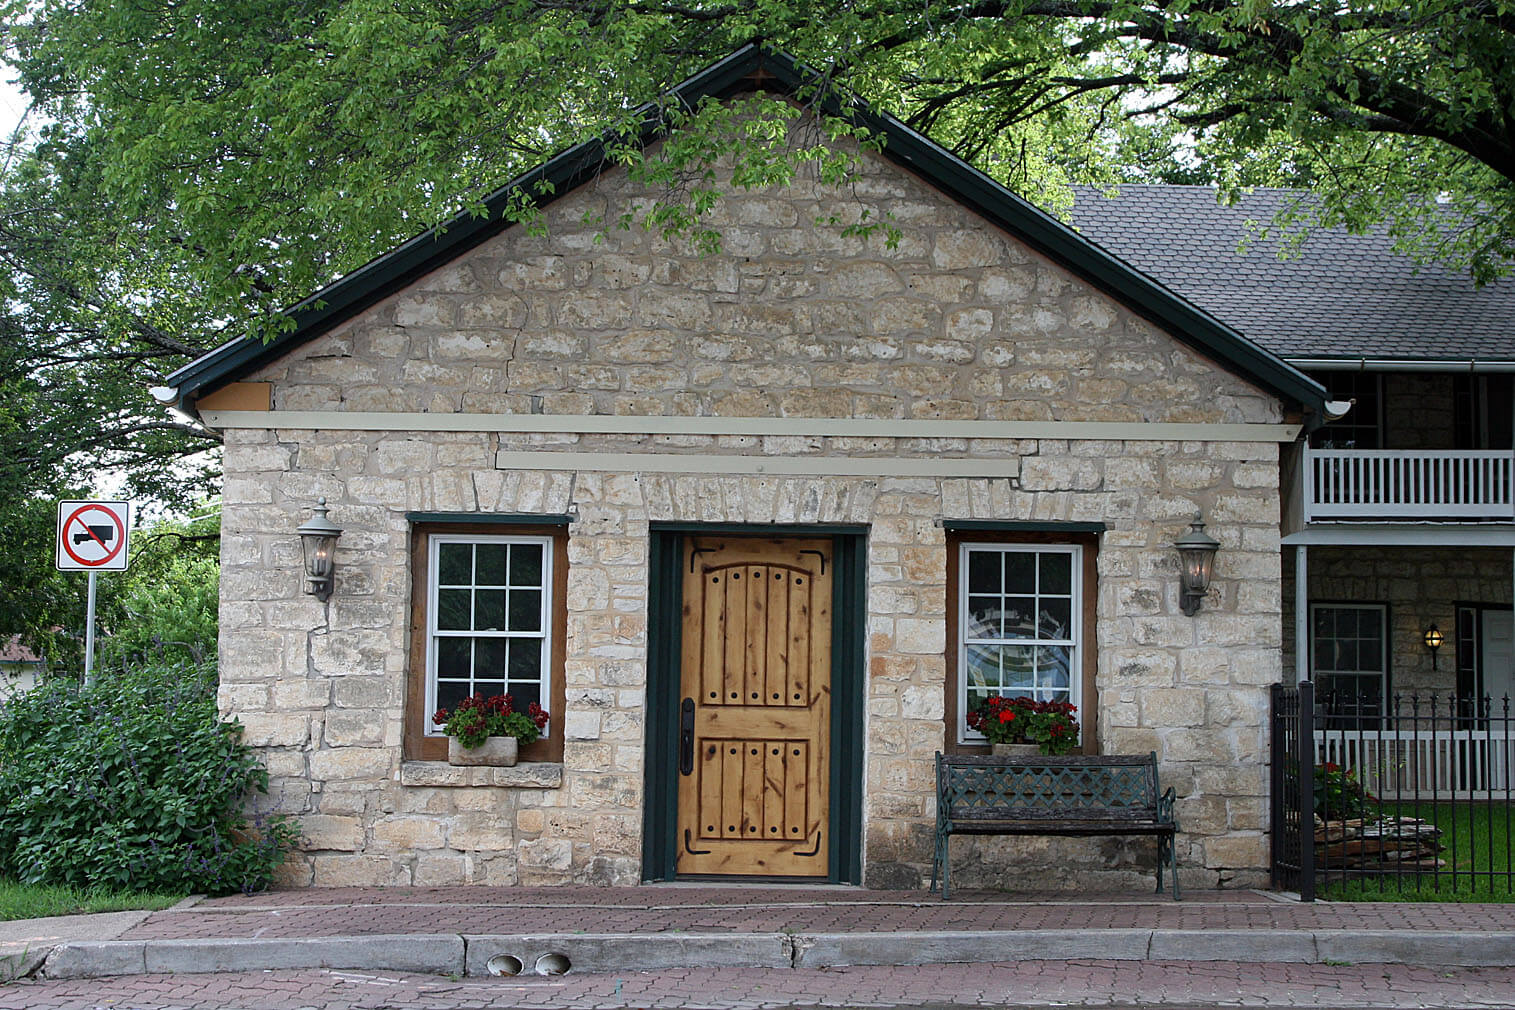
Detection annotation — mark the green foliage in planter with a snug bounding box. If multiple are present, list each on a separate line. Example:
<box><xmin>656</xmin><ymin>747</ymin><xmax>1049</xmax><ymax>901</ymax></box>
<box><xmin>433</xmin><ymin>693</ymin><xmax>549</xmax><ymax>749</ymax></box>
<box><xmin>0</xmin><ymin>661</ymin><xmax>298</xmax><ymax>895</ymax></box>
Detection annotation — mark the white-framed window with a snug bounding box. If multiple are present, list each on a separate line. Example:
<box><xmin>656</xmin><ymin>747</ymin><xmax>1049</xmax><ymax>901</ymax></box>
<box><xmin>1311</xmin><ymin>602</ymin><xmax>1387</xmax><ymax>717</ymax></box>
<box><xmin>957</xmin><ymin>542</ymin><xmax>1082</xmax><ymax>745</ymax></box>
<box><xmin>424</xmin><ymin>533</ymin><xmax>554</xmax><ymax>737</ymax></box>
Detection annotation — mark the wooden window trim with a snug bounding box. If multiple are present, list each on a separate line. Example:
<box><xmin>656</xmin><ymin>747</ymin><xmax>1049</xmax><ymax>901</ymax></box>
<box><xmin>405</xmin><ymin>522</ymin><xmax>568</xmax><ymax>763</ymax></box>
<box><xmin>944</xmin><ymin>529</ymin><xmax>1099</xmax><ymax>756</ymax></box>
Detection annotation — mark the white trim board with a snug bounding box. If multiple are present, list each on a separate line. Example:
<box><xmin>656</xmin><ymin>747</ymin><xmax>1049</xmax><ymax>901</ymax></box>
<box><xmin>493</xmin><ymin>450</ymin><xmax>1022</xmax><ymax>478</ymax></box>
<box><xmin>202</xmin><ymin>410</ymin><xmax>1300</xmax><ymax>443</ymax></box>
<box><xmin>1283</xmin><ymin>525</ymin><xmax>1515</xmax><ymax>547</ymax></box>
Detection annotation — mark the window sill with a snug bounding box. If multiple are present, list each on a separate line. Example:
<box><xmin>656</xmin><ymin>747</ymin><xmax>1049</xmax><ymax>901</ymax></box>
<box><xmin>400</xmin><ymin>760</ymin><xmax>563</xmax><ymax>789</ymax></box>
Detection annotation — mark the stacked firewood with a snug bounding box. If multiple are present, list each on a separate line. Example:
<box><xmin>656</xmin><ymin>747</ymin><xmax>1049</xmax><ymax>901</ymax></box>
<box><xmin>1314</xmin><ymin>815</ymin><xmax>1446</xmax><ymax>870</ymax></box>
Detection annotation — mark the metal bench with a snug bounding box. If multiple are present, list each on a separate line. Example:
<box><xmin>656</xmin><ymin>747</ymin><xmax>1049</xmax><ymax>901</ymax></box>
<box><xmin>932</xmin><ymin>751</ymin><xmax>1180</xmax><ymax>900</ymax></box>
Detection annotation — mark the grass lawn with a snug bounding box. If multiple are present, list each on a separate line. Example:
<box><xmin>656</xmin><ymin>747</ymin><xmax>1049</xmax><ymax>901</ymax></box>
<box><xmin>0</xmin><ymin>879</ymin><xmax>184</xmax><ymax>921</ymax></box>
<box><xmin>1321</xmin><ymin>802</ymin><xmax>1515</xmax><ymax>902</ymax></box>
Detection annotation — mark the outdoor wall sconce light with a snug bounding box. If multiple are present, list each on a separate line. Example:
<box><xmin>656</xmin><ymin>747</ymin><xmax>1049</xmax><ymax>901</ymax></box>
<box><xmin>297</xmin><ymin>497</ymin><xmax>342</xmax><ymax>602</ymax></box>
<box><xmin>1174</xmin><ymin>512</ymin><xmax>1221</xmax><ymax>617</ymax></box>
<box><xmin>1424</xmin><ymin>624</ymin><xmax>1444</xmax><ymax>671</ymax></box>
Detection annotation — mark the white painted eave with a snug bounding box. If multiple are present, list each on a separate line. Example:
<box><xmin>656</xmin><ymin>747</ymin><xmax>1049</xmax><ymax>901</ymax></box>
<box><xmin>1284</xmin><ymin>523</ymin><xmax>1515</xmax><ymax>547</ymax></box>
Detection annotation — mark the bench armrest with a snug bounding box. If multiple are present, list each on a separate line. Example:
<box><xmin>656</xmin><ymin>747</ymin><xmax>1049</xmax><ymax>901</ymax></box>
<box><xmin>1157</xmin><ymin>785</ymin><xmax>1177</xmax><ymax>825</ymax></box>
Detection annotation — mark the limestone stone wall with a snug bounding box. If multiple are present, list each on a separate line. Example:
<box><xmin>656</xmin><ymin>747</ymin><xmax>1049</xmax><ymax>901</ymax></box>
<box><xmin>217</xmin><ymin>132</ymin><xmax>1288</xmax><ymax>890</ymax></box>
<box><xmin>1284</xmin><ymin>546</ymin><xmax>1513</xmax><ymax>695</ymax></box>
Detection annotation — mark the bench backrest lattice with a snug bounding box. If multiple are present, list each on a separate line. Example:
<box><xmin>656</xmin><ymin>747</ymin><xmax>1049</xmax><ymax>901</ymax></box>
<box><xmin>941</xmin><ymin>754</ymin><xmax>1163</xmax><ymax>823</ymax></box>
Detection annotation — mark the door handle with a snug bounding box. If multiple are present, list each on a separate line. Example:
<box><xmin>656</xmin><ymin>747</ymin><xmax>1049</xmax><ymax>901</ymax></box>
<box><xmin>679</xmin><ymin>697</ymin><xmax>695</xmax><ymax>775</ymax></box>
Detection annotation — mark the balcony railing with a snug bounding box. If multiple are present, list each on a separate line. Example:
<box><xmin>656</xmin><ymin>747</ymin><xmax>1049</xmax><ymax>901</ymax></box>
<box><xmin>1304</xmin><ymin>448</ymin><xmax>1515</xmax><ymax>521</ymax></box>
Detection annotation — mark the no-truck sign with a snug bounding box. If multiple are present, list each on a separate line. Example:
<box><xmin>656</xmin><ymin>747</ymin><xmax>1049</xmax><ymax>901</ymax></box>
<box><xmin>55</xmin><ymin>500</ymin><xmax>132</xmax><ymax>572</ymax></box>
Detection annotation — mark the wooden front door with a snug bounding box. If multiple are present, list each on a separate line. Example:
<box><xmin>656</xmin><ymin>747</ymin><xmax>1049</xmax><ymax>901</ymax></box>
<box><xmin>676</xmin><ymin>536</ymin><xmax>832</xmax><ymax>876</ymax></box>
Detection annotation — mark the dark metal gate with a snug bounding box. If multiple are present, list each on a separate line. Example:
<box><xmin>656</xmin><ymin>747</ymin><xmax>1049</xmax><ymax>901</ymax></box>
<box><xmin>1269</xmin><ymin>681</ymin><xmax>1315</xmax><ymax>899</ymax></box>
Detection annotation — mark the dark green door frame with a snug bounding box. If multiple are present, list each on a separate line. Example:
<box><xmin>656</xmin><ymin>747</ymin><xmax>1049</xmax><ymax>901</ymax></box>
<box><xmin>642</xmin><ymin>524</ymin><xmax>867</xmax><ymax>883</ymax></box>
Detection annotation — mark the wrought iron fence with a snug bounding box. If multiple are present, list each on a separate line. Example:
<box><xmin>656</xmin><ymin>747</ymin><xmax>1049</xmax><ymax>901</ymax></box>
<box><xmin>1271</xmin><ymin>681</ymin><xmax>1515</xmax><ymax>899</ymax></box>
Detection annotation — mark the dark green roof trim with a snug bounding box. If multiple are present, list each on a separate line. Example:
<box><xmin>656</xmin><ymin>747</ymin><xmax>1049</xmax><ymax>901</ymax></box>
<box><xmin>941</xmin><ymin>520</ymin><xmax>1107</xmax><ymax>533</ymax></box>
<box><xmin>167</xmin><ymin>46</ymin><xmax>1326</xmax><ymax>424</ymax></box>
<box><xmin>405</xmin><ymin>512</ymin><xmax>574</xmax><ymax>526</ymax></box>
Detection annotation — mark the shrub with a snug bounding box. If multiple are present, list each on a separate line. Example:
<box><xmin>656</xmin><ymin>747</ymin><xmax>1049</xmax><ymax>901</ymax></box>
<box><xmin>0</xmin><ymin>661</ymin><xmax>298</xmax><ymax>894</ymax></box>
<box><xmin>1314</xmin><ymin>761</ymin><xmax>1375</xmax><ymax>820</ymax></box>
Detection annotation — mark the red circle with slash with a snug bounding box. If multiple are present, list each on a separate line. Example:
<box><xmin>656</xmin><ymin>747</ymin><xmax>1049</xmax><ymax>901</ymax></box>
<box><xmin>60</xmin><ymin>504</ymin><xmax>127</xmax><ymax>568</ymax></box>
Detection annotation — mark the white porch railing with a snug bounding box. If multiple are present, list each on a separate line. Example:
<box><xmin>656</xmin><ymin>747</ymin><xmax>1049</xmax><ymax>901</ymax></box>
<box><xmin>1304</xmin><ymin>448</ymin><xmax>1515</xmax><ymax>521</ymax></box>
<box><xmin>1315</xmin><ymin>728</ymin><xmax>1515</xmax><ymax>800</ymax></box>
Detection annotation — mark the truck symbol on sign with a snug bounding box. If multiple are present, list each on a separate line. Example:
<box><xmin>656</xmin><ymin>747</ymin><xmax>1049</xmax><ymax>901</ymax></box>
<box><xmin>73</xmin><ymin>524</ymin><xmax>116</xmax><ymax>546</ymax></box>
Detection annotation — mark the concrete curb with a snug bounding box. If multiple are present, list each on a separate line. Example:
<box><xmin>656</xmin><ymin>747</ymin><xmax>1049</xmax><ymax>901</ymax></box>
<box><xmin>38</xmin><ymin>928</ymin><xmax>1515</xmax><ymax>978</ymax></box>
<box><xmin>0</xmin><ymin>908</ymin><xmax>155</xmax><ymax>982</ymax></box>
<box><xmin>464</xmin><ymin>933</ymin><xmax>791</xmax><ymax>975</ymax></box>
<box><xmin>0</xmin><ymin>945</ymin><xmax>49</xmax><ymax>983</ymax></box>
<box><xmin>794</xmin><ymin>929</ymin><xmax>1154</xmax><ymax>966</ymax></box>
<box><xmin>44</xmin><ymin>934</ymin><xmax>464</xmax><ymax>980</ymax></box>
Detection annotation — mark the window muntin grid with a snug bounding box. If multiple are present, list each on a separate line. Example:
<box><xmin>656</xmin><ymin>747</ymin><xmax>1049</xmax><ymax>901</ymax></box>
<box><xmin>425</xmin><ymin>534</ymin><xmax>553</xmax><ymax>737</ymax></box>
<box><xmin>958</xmin><ymin>543</ymin><xmax>1082</xmax><ymax>745</ymax></box>
<box><xmin>1311</xmin><ymin>603</ymin><xmax>1387</xmax><ymax>708</ymax></box>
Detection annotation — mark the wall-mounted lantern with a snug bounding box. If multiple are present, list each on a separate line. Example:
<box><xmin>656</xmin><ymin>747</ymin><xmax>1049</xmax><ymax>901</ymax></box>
<box><xmin>1424</xmin><ymin>624</ymin><xmax>1444</xmax><ymax>671</ymax></box>
<box><xmin>1174</xmin><ymin>512</ymin><xmax>1220</xmax><ymax>617</ymax></box>
<box><xmin>297</xmin><ymin>497</ymin><xmax>342</xmax><ymax>602</ymax></box>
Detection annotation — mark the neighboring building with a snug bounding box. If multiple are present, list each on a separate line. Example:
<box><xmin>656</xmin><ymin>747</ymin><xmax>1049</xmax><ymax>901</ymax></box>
<box><xmin>164</xmin><ymin>47</ymin><xmax>1388</xmax><ymax>891</ymax></box>
<box><xmin>0</xmin><ymin>636</ymin><xmax>44</xmax><ymax>698</ymax></box>
<box><xmin>1070</xmin><ymin>186</ymin><xmax>1515</xmax><ymax>721</ymax></box>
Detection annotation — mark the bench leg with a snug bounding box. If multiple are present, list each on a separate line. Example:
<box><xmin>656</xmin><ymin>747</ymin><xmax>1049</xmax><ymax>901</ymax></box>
<box><xmin>1157</xmin><ymin>833</ymin><xmax>1181</xmax><ymax>901</ymax></box>
<box><xmin>930</xmin><ymin>833</ymin><xmax>941</xmax><ymax>894</ymax></box>
<box><xmin>939</xmin><ymin>834</ymin><xmax>952</xmax><ymax>900</ymax></box>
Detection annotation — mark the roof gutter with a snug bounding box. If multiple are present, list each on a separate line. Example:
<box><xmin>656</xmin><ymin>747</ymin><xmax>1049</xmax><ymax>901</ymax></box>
<box><xmin>1288</xmin><ymin>357</ymin><xmax>1515</xmax><ymax>373</ymax></box>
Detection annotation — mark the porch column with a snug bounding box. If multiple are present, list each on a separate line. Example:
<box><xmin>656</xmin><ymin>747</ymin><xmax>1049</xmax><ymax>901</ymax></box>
<box><xmin>1295</xmin><ymin>544</ymin><xmax>1309</xmax><ymax>685</ymax></box>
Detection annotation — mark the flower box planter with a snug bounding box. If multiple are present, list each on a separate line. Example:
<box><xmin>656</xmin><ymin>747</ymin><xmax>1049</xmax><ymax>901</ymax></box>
<box><xmin>990</xmin><ymin>742</ymin><xmax>1041</xmax><ymax>757</ymax></box>
<box><xmin>448</xmin><ymin>735</ymin><xmax>518</xmax><ymax>767</ymax></box>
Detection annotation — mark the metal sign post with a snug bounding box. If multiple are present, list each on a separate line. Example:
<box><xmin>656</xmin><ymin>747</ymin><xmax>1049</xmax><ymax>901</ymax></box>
<box><xmin>55</xmin><ymin>500</ymin><xmax>132</xmax><ymax>686</ymax></box>
<box><xmin>85</xmin><ymin>571</ymin><xmax>97</xmax><ymax>685</ymax></box>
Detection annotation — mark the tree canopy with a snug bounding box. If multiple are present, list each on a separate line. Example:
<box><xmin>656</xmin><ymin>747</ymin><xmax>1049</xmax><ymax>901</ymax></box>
<box><xmin>0</xmin><ymin>0</ymin><xmax>1510</xmax><ymax>645</ymax></box>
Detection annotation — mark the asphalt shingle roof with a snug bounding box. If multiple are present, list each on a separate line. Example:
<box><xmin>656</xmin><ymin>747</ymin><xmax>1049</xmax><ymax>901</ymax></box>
<box><xmin>1068</xmin><ymin>185</ymin><xmax>1515</xmax><ymax>363</ymax></box>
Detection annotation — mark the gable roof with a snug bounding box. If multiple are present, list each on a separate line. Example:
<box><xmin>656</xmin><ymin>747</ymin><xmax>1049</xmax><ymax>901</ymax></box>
<box><xmin>1069</xmin><ymin>184</ymin><xmax>1515</xmax><ymax>365</ymax></box>
<box><xmin>165</xmin><ymin>46</ymin><xmax>1326</xmax><ymax>421</ymax></box>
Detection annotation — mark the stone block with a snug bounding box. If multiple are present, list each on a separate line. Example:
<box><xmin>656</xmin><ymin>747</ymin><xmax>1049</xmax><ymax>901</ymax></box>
<box><xmin>894</xmin><ymin>618</ymin><xmax>946</xmax><ymax>655</ymax></box>
<box><xmin>563</xmin><ymin>711</ymin><xmax>600</xmax><ymax>740</ymax></box>
<box><xmin>235</xmin><ymin>713</ymin><xmax>310</xmax><ymax>748</ymax></box>
<box><xmin>450</xmin><ymin>814</ymin><xmax>516</xmax><ymax>852</ymax></box>
<box><xmin>311</xmin><ymin>854</ymin><xmax>408</xmax><ymax>886</ymax></box>
<box><xmin>372</xmin><ymin>816</ymin><xmax>446</xmax><ymax>852</ymax></box>
<box><xmin>899</xmin><ymin>685</ymin><xmax>944</xmax><ymax>721</ymax></box>
<box><xmin>932</xmin><ymin>230</ymin><xmax>1003</xmax><ymax>269</ymax></box>
<box><xmin>298</xmin><ymin>814</ymin><xmax>363</xmax><ymax>852</ymax></box>
<box><xmin>323</xmin><ymin>711</ymin><xmax>388</xmax><ymax>747</ymax></box>
<box><xmin>413</xmin><ymin>853</ymin><xmax>470</xmax><ymax>886</ymax></box>
<box><xmin>1139</xmin><ymin>689</ymin><xmax>1206</xmax><ymax>728</ymax></box>
<box><xmin>270</xmin><ymin>679</ymin><xmax>331</xmax><ymax>710</ymax></box>
<box><xmin>1201</xmin><ymin>833</ymin><xmax>1267</xmax><ymax>871</ymax></box>
<box><xmin>309</xmin><ymin>747</ymin><xmax>393</xmax><ymax>782</ymax></box>
<box><xmin>518</xmin><ymin>837</ymin><xmax>573</xmax><ymax>872</ymax></box>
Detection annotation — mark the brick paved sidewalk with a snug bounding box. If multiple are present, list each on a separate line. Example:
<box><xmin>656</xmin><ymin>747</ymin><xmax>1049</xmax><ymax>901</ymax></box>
<box><xmin>5</xmin><ymin>960</ymin><xmax>1515</xmax><ymax>1009</ymax></box>
<box><xmin>119</xmin><ymin>885</ymin><xmax>1515</xmax><ymax>941</ymax></box>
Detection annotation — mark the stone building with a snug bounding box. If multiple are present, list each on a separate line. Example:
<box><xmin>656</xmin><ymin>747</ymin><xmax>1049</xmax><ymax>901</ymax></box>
<box><xmin>162</xmin><ymin>47</ymin><xmax>1339</xmax><ymax>890</ymax></box>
